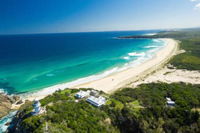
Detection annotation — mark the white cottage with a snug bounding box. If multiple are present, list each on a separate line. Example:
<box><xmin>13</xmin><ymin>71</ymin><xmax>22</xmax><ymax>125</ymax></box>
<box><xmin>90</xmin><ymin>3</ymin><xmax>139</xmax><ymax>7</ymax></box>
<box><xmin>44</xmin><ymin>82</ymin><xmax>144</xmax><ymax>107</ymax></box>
<box><xmin>166</xmin><ymin>97</ymin><xmax>175</xmax><ymax>107</ymax></box>
<box><xmin>86</xmin><ymin>96</ymin><xmax>106</xmax><ymax>107</ymax></box>
<box><xmin>75</xmin><ymin>90</ymin><xmax>90</xmax><ymax>99</ymax></box>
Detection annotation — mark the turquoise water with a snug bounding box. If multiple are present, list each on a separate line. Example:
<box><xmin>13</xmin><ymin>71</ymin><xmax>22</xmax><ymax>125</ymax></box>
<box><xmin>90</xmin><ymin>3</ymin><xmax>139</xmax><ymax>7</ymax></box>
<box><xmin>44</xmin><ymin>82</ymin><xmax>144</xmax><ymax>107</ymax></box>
<box><xmin>0</xmin><ymin>31</ymin><xmax>165</xmax><ymax>94</ymax></box>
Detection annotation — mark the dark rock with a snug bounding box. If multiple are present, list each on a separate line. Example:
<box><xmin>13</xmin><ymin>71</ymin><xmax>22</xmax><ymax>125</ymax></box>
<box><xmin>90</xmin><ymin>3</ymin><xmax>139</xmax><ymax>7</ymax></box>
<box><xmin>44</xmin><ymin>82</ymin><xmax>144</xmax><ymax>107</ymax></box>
<box><xmin>13</xmin><ymin>95</ymin><xmax>20</xmax><ymax>102</ymax></box>
<box><xmin>16</xmin><ymin>100</ymin><xmax>23</xmax><ymax>105</ymax></box>
<box><xmin>8</xmin><ymin>101</ymin><xmax>33</xmax><ymax>133</ymax></box>
<box><xmin>5</xmin><ymin>122</ymin><xmax>10</xmax><ymax>126</ymax></box>
<box><xmin>8</xmin><ymin>95</ymin><xmax>20</xmax><ymax>104</ymax></box>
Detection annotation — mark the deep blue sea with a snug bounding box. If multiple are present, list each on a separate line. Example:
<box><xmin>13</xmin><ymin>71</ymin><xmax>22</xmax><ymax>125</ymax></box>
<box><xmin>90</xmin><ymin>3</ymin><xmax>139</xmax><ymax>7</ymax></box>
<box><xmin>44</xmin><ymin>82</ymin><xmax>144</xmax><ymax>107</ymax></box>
<box><xmin>0</xmin><ymin>30</ymin><xmax>165</xmax><ymax>94</ymax></box>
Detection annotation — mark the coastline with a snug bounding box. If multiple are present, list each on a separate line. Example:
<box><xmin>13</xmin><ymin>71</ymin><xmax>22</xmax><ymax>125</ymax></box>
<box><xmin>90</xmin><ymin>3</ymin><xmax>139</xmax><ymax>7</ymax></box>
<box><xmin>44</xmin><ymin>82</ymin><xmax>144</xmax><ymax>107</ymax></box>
<box><xmin>74</xmin><ymin>38</ymin><xmax>178</xmax><ymax>93</ymax></box>
<box><xmin>22</xmin><ymin>38</ymin><xmax>178</xmax><ymax>101</ymax></box>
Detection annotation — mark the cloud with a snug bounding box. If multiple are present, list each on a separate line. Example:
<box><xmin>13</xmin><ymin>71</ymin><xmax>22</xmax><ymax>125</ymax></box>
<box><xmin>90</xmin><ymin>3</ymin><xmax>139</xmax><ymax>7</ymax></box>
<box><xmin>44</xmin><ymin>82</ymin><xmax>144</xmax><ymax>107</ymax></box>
<box><xmin>195</xmin><ymin>3</ymin><xmax>200</xmax><ymax>9</ymax></box>
<box><xmin>189</xmin><ymin>0</ymin><xmax>200</xmax><ymax>10</ymax></box>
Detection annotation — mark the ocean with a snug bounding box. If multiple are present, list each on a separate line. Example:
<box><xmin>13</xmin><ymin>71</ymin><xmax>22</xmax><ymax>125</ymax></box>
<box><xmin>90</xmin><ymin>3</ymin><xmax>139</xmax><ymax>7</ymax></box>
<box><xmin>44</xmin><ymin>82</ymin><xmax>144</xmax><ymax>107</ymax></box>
<box><xmin>0</xmin><ymin>30</ymin><xmax>165</xmax><ymax>95</ymax></box>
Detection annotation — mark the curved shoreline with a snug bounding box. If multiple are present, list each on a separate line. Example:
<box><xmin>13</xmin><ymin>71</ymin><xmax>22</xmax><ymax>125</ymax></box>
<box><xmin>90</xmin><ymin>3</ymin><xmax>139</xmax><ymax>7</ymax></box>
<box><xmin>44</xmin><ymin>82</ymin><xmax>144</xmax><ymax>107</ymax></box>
<box><xmin>22</xmin><ymin>38</ymin><xmax>178</xmax><ymax>100</ymax></box>
<box><xmin>74</xmin><ymin>38</ymin><xmax>179</xmax><ymax>93</ymax></box>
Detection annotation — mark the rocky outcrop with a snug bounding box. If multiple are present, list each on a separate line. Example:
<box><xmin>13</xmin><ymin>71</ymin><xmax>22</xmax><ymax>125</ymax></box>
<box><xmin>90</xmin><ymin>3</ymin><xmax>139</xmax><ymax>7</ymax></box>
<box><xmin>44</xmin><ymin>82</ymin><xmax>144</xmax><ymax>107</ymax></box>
<box><xmin>8</xmin><ymin>100</ymin><xmax>33</xmax><ymax>133</ymax></box>
<box><xmin>0</xmin><ymin>93</ymin><xmax>20</xmax><ymax>118</ymax></box>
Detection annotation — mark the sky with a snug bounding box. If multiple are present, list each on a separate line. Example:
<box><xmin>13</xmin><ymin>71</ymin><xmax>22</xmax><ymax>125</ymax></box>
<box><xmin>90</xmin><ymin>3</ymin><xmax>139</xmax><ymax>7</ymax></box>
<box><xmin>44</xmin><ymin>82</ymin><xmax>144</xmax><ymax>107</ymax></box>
<box><xmin>0</xmin><ymin>0</ymin><xmax>200</xmax><ymax>34</ymax></box>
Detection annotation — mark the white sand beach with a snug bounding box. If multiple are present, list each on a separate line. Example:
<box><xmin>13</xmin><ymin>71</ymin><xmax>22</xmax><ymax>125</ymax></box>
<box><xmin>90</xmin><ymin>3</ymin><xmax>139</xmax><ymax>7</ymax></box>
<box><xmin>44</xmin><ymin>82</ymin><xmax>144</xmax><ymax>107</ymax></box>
<box><xmin>73</xmin><ymin>38</ymin><xmax>179</xmax><ymax>93</ymax></box>
<box><xmin>23</xmin><ymin>38</ymin><xmax>179</xmax><ymax>101</ymax></box>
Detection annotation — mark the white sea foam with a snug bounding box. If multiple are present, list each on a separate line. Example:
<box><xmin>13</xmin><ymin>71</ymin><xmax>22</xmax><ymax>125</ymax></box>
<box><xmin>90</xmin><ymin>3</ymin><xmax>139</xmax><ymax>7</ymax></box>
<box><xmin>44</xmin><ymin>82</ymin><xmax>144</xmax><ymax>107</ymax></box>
<box><xmin>0</xmin><ymin>111</ymin><xmax>17</xmax><ymax>133</ymax></box>
<box><xmin>147</xmin><ymin>47</ymin><xmax>159</xmax><ymax>54</ymax></box>
<box><xmin>153</xmin><ymin>39</ymin><xmax>160</xmax><ymax>43</ymax></box>
<box><xmin>128</xmin><ymin>52</ymin><xmax>145</xmax><ymax>57</ymax></box>
<box><xmin>0</xmin><ymin>88</ymin><xmax>7</xmax><ymax>95</ymax></box>
<box><xmin>144</xmin><ymin>45</ymin><xmax>158</xmax><ymax>48</ymax></box>
<box><xmin>129</xmin><ymin>55</ymin><xmax>149</xmax><ymax>67</ymax></box>
<box><xmin>0</xmin><ymin>88</ymin><xmax>4</xmax><ymax>93</ymax></box>
<box><xmin>153</xmin><ymin>39</ymin><xmax>163</xmax><ymax>43</ymax></box>
<box><xmin>123</xmin><ymin>56</ymin><xmax>130</xmax><ymax>60</ymax></box>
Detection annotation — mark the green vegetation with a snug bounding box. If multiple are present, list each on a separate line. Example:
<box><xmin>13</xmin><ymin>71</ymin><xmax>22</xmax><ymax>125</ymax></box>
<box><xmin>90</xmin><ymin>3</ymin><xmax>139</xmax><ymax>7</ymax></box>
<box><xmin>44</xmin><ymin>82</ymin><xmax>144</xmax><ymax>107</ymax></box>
<box><xmin>10</xmin><ymin>83</ymin><xmax>200</xmax><ymax>133</ymax></box>
<box><xmin>10</xmin><ymin>89</ymin><xmax>119</xmax><ymax>133</ymax></box>
<box><xmin>155</xmin><ymin>29</ymin><xmax>200</xmax><ymax>70</ymax></box>
<box><xmin>21</xmin><ymin>101</ymin><xmax>117</xmax><ymax>133</ymax></box>
<box><xmin>108</xmin><ymin>83</ymin><xmax>200</xmax><ymax>133</ymax></box>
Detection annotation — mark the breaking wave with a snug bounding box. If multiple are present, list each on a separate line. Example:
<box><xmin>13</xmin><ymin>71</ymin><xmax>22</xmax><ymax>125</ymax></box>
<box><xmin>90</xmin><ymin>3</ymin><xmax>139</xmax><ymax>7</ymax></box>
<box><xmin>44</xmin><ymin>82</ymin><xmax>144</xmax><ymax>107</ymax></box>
<box><xmin>128</xmin><ymin>52</ymin><xmax>146</xmax><ymax>57</ymax></box>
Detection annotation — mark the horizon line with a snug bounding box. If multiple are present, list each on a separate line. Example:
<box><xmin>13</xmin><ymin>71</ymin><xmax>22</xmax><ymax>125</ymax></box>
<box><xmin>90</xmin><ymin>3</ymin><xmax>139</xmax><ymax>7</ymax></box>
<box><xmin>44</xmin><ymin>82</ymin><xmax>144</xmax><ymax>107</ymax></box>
<box><xmin>0</xmin><ymin>26</ymin><xmax>200</xmax><ymax>36</ymax></box>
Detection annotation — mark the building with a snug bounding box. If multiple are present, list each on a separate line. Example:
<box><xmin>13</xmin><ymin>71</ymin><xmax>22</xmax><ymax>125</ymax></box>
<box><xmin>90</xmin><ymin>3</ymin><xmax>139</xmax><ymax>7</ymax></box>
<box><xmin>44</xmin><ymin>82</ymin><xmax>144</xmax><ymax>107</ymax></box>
<box><xmin>75</xmin><ymin>90</ymin><xmax>90</xmax><ymax>99</ymax></box>
<box><xmin>32</xmin><ymin>100</ymin><xmax>42</xmax><ymax>115</ymax></box>
<box><xmin>32</xmin><ymin>100</ymin><xmax>46</xmax><ymax>115</ymax></box>
<box><xmin>90</xmin><ymin>90</ymin><xmax>99</xmax><ymax>96</ymax></box>
<box><xmin>86</xmin><ymin>96</ymin><xmax>106</xmax><ymax>107</ymax></box>
<box><xmin>166</xmin><ymin>97</ymin><xmax>175</xmax><ymax>107</ymax></box>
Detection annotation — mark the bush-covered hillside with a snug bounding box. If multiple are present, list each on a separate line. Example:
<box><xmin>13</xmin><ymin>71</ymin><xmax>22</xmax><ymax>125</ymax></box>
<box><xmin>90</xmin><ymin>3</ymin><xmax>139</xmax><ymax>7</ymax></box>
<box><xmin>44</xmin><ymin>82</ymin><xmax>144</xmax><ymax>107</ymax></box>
<box><xmin>9</xmin><ymin>89</ymin><xmax>119</xmax><ymax>133</ymax></box>
<box><xmin>157</xmin><ymin>29</ymin><xmax>200</xmax><ymax>70</ymax></box>
<box><xmin>9</xmin><ymin>83</ymin><xmax>200</xmax><ymax>133</ymax></box>
<box><xmin>107</xmin><ymin>83</ymin><xmax>200</xmax><ymax>133</ymax></box>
